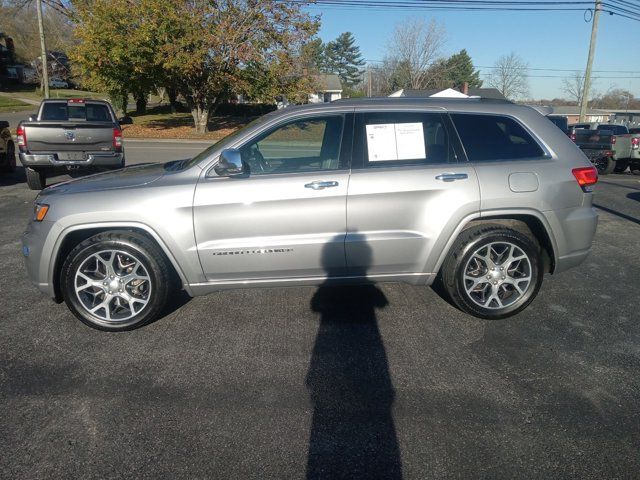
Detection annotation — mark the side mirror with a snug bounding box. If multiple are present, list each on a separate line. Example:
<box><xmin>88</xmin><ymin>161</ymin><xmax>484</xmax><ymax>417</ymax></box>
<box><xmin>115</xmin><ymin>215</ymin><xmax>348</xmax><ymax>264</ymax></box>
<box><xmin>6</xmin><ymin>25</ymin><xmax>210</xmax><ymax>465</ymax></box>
<box><xmin>214</xmin><ymin>148</ymin><xmax>245</xmax><ymax>177</ymax></box>
<box><xmin>28</xmin><ymin>114</ymin><xmax>37</xmax><ymax>122</ymax></box>
<box><xmin>119</xmin><ymin>116</ymin><xmax>133</xmax><ymax>125</ymax></box>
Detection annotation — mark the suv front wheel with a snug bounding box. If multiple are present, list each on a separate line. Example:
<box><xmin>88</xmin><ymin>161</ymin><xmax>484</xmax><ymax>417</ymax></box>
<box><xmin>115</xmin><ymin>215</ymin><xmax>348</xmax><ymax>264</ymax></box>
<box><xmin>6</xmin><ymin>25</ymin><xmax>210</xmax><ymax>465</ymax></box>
<box><xmin>61</xmin><ymin>231</ymin><xmax>171</xmax><ymax>331</ymax></box>
<box><xmin>441</xmin><ymin>226</ymin><xmax>544</xmax><ymax>319</ymax></box>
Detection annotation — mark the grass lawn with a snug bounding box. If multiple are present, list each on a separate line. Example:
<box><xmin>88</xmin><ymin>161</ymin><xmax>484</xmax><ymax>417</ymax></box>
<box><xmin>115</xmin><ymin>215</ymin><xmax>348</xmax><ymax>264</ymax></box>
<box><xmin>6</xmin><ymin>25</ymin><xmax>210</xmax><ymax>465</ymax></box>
<box><xmin>123</xmin><ymin>105</ymin><xmax>253</xmax><ymax>140</ymax></box>
<box><xmin>0</xmin><ymin>96</ymin><xmax>33</xmax><ymax>113</ymax></box>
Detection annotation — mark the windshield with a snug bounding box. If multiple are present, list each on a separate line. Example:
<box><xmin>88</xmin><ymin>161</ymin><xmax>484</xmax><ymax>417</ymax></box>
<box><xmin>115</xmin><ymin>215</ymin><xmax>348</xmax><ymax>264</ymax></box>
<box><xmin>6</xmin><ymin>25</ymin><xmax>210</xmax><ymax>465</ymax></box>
<box><xmin>41</xmin><ymin>102</ymin><xmax>112</xmax><ymax>121</ymax></box>
<box><xmin>180</xmin><ymin>115</ymin><xmax>272</xmax><ymax>170</ymax></box>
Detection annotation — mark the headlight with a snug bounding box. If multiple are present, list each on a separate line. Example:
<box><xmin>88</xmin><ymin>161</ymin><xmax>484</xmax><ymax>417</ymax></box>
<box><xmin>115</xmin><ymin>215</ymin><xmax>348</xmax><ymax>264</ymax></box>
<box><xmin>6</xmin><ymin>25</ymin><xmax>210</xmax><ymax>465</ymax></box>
<box><xmin>34</xmin><ymin>203</ymin><xmax>49</xmax><ymax>222</ymax></box>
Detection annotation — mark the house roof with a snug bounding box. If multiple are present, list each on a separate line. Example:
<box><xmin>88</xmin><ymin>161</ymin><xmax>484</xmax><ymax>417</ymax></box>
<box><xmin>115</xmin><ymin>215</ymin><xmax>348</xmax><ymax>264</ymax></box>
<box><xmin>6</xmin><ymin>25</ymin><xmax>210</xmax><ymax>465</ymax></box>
<box><xmin>313</xmin><ymin>74</ymin><xmax>342</xmax><ymax>92</ymax></box>
<box><xmin>391</xmin><ymin>87</ymin><xmax>506</xmax><ymax>100</ymax></box>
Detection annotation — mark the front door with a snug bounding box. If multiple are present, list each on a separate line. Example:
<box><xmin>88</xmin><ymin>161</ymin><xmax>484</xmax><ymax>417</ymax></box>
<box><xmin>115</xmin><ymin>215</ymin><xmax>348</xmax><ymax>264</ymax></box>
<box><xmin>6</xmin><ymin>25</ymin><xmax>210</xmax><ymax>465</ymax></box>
<box><xmin>346</xmin><ymin>110</ymin><xmax>481</xmax><ymax>277</ymax></box>
<box><xmin>194</xmin><ymin>113</ymin><xmax>352</xmax><ymax>282</ymax></box>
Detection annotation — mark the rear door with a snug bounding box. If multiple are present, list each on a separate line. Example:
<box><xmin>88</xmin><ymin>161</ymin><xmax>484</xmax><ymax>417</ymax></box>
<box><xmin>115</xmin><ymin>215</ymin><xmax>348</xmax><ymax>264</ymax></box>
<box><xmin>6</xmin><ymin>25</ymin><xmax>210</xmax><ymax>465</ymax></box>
<box><xmin>345</xmin><ymin>110</ymin><xmax>480</xmax><ymax>277</ymax></box>
<box><xmin>193</xmin><ymin>112</ymin><xmax>353</xmax><ymax>282</ymax></box>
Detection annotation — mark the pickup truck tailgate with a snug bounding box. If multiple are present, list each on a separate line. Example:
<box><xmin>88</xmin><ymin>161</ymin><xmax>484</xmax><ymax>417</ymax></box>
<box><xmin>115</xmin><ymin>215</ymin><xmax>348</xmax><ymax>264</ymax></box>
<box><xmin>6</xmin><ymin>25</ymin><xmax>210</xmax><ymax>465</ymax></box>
<box><xmin>24</xmin><ymin>122</ymin><xmax>114</xmax><ymax>153</ymax></box>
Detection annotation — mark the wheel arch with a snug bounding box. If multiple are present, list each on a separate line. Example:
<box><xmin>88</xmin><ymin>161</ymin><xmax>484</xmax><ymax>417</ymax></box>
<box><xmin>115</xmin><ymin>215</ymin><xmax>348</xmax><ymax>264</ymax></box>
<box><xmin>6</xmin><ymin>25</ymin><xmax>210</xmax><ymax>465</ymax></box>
<box><xmin>433</xmin><ymin>210</ymin><xmax>558</xmax><ymax>276</ymax></box>
<box><xmin>50</xmin><ymin>223</ymin><xmax>192</xmax><ymax>302</ymax></box>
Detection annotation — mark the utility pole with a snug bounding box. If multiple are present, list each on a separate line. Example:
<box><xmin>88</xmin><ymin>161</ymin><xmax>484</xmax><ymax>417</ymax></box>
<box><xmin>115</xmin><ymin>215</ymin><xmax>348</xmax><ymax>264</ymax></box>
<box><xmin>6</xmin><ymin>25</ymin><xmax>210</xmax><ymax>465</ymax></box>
<box><xmin>579</xmin><ymin>0</ymin><xmax>601</xmax><ymax>122</ymax></box>
<box><xmin>367</xmin><ymin>66</ymin><xmax>372</xmax><ymax>97</ymax></box>
<box><xmin>36</xmin><ymin>0</ymin><xmax>49</xmax><ymax>99</ymax></box>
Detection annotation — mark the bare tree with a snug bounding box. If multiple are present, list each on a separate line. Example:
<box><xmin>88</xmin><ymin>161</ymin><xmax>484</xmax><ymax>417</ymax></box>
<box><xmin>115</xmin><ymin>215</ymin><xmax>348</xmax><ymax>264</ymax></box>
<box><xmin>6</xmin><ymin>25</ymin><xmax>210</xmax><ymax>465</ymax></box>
<box><xmin>486</xmin><ymin>52</ymin><xmax>529</xmax><ymax>100</ymax></box>
<box><xmin>384</xmin><ymin>18</ymin><xmax>446</xmax><ymax>90</ymax></box>
<box><xmin>561</xmin><ymin>71</ymin><xmax>597</xmax><ymax>104</ymax></box>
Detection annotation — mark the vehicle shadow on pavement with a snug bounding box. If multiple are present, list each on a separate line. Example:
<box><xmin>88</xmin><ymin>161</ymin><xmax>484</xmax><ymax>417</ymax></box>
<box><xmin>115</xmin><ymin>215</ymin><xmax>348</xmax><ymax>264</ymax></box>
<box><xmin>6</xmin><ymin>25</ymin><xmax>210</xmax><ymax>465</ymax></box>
<box><xmin>305</xmin><ymin>235</ymin><xmax>402</xmax><ymax>480</ymax></box>
<box><xmin>594</xmin><ymin>203</ymin><xmax>640</xmax><ymax>226</ymax></box>
<box><xmin>0</xmin><ymin>166</ymin><xmax>25</xmax><ymax>187</ymax></box>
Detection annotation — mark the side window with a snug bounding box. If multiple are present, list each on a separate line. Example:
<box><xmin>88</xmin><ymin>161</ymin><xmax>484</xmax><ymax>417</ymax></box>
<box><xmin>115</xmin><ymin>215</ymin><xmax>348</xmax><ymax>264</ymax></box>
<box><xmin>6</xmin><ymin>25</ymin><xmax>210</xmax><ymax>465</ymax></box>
<box><xmin>354</xmin><ymin>112</ymin><xmax>454</xmax><ymax>168</ymax></box>
<box><xmin>451</xmin><ymin>113</ymin><xmax>545</xmax><ymax>161</ymax></box>
<box><xmin>239</xmin><ymin>115</ymin><xmax>344</xmax><ymax>175</ymax></box>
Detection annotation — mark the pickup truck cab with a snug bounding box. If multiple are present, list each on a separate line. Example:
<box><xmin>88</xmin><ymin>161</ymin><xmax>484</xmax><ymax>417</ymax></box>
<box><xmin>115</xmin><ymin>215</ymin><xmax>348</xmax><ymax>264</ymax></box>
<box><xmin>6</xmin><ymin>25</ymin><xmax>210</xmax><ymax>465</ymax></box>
<box><xmin>17</xmin><ymin>99</ymin><xmax>127</xmax><ymax>190</ymax></box>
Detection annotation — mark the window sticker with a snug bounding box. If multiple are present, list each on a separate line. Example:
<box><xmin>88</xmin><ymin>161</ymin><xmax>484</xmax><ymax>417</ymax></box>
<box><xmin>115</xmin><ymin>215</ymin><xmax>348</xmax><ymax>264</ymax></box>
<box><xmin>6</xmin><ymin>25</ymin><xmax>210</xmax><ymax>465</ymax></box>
<box><xmin>365</xmin><ymin>122</ymin><xmax>425</xmax><ymax>161</ymax></box>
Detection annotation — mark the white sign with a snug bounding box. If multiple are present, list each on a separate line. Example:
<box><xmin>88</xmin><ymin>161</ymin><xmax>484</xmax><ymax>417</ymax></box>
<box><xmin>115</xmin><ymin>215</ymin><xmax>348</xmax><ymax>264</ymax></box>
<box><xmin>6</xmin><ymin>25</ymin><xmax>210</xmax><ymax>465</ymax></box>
<box><xmin>365</xmin><ymin>122</ymin><xmax>425</xmax><ymax>161</ymax></box>
<box><xmin>395</xmin><ymin>123</ymin><xmax>426</xmax><ymax>160</ymax></box>
<box><xmin>365</xmin><ymin>124</ymin><xmax>398</xmax><ymax>161</ymax></box>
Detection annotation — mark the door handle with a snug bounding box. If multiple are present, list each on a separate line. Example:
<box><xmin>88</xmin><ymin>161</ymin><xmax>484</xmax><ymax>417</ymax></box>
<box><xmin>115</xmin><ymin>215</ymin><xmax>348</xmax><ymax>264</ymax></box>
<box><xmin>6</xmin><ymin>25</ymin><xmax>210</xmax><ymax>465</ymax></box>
<box><xmin>304</xmin><ymin>181</ymin><xmax>339</xmax><ymax>190</ymax></box>
<box><xmin>435</xmin><ymin>172</ymin><xmax>468</xmax><ymax>182</ymax></box>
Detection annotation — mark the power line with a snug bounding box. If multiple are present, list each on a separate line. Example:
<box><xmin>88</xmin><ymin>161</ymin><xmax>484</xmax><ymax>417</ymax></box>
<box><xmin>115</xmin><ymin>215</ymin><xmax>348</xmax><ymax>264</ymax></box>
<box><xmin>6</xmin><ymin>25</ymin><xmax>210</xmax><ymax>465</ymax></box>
<box><xmin>297</xmin><ymin>0</ymin><xmax>640</xmax><ymax>21</ymax></box>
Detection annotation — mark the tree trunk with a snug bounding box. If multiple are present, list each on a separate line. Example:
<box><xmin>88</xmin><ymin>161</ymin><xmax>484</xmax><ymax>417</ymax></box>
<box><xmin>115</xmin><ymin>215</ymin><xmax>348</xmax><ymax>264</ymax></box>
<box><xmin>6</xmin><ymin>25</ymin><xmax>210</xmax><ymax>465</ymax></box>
<box><xmin>167</xmin><ymin>87</ymin><xmax>178</xmax><ymax>113</ymax></box>
<box><xmin>191</xmin><ymin>105</ymin><xmax>209</xmax><ymax>134</ymax></box>
<box><xmin>135</xmin><ymin>94</ymin><xmax>147</xmax><ymax>115</ymax></box>
<box><xmin>119</xmin><ymin>92</ymin><xmax>128</xmax><ymax>116</ymax></box>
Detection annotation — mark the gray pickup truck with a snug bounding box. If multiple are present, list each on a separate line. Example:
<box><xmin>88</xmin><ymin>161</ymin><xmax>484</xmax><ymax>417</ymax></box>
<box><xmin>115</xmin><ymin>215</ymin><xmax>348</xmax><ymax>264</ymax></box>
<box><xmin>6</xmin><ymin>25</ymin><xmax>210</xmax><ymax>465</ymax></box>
<box><xmin>569</xmin><ymin>123</ymin><xmax>640</xmax><ymax>174</ymax></box>
<box><xmin>17</xmin><ymin>99</ymin><xmax>128</xmax><ymax>190</ymax></box>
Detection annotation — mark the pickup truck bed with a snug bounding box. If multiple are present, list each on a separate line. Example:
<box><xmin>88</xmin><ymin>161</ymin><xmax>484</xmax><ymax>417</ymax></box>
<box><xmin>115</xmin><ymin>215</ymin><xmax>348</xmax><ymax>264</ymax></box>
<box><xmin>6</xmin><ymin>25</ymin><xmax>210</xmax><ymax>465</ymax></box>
<box><xmin>17</xmin><ymin>99</ymin><xmax>125</xmax><ymax>189</ymax></box>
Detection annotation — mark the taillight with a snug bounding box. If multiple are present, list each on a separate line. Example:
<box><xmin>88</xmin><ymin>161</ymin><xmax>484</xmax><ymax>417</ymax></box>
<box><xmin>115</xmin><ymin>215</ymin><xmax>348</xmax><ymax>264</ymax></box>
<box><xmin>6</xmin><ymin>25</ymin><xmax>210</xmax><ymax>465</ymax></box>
<box><xmin>569</xmin><ymin>132</ymin><xmax>577</xmax><ymax>142</ymax></box>
<box><xmin>611</xmin><ymin>136</ymin><xmax>616</xmax><ymax>145</ymax></box>
<box><xmin>113</xmin><ymin>127</ymin><xmax>122</xmax><ymax>150</ymax></box>
<box><xmin>16</xmin><ymin>124</ymin><xmax>26</xmax><ymax>147</ymax></box>
<box><xmin>632</xmin><ymin>137</ymin><xmax>639</xmax><ymax>150</ymax></box>
<box><xmin>572</xmin><ymin>166</ymin><xmax>598</xmax><ymax>192</ymax></box>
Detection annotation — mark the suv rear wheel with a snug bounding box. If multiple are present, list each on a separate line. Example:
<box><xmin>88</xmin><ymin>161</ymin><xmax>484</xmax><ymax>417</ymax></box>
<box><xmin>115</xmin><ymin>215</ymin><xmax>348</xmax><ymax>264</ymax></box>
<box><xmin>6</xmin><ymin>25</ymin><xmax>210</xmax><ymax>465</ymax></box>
<box><xmin>26</xmin><ymin>167</ymin><xmax>46</xmax><ymax>190</ymax></box>
<box><xmin>441</xmin><ymin>226</ymin><xmax>544</xmax><ymax>319</ymax></box>
<box><xmin>61</xmin><ymin>231</ymin><xmax>171</xmax><ymax>331</ymax></box>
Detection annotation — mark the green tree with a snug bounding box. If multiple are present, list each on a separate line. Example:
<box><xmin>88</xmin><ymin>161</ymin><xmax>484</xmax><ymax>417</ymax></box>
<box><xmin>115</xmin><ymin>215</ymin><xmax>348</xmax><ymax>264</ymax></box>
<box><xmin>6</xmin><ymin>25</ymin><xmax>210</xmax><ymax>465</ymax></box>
<box><xmin>155</xmin><ymin>0</ymin><xmax>317</xmax><ymax>132</ymax></box>
<box><xmin>301</xmin><ymin>38</ymin><xmax>326</xmax><ymax>73</ymax></box>
<box><xmin>72</xmin><ymin>0</ymin><xmax>162</xmax><ymax>114</ymax></box>
<box><xmin>325</xmin><ymin>32</ymin><xmax>365</xmax><ymax>87</ymax></box>
<box><xmin>442</xmin><ymin>49</ymin><xmax>482</xmax><ymax>90</ymax></box>
<box><xmin>73</xmin><ymin>0</ymin><xmax>318</xmax><ymax>132</ymax></box>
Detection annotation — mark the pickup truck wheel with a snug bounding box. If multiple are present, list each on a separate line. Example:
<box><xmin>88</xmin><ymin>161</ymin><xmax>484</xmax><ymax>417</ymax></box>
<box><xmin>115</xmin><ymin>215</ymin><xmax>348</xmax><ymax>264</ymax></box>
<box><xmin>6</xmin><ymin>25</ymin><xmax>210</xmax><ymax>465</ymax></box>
<box><xmin>593</xmin><ymin>156</ymin><xmax>615</xmax><ymax>175</ymax></box>
<box><xmin>441</xmin><ymin>226</ymin><xmax>544</xmax><ymax>320</ymax></box>
<box><xmin>61</xmin><ymin>231</ymin><xmax>171</xmax><ymax>331</ymax></box>
<box><xmin>25</xmin><ymin>167</ymin><xmax>46</xmax><ymax>190</ymax></box>
<box><xmin>614</xmin><ymin>159</ymin><xmax>629</xmax><ymax>173</ymax></box>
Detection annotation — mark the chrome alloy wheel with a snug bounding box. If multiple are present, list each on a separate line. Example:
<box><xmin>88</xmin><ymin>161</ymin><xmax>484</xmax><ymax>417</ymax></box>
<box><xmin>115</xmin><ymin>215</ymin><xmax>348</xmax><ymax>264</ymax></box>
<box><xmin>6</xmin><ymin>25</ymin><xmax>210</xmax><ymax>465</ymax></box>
<box><xmin>74</xmin><ymin>250</ymin><xmax>152</xmax><ymax>324</ymax></box>
<box><xmin>463</xmin><ymin>242</ymin><xmax>532</xmax><ymax>310</ymax></box>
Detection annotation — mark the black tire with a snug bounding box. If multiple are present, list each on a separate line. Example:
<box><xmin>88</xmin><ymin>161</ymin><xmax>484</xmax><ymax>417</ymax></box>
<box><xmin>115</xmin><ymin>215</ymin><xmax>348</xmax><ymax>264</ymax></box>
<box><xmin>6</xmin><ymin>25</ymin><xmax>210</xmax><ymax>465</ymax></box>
<box><xmin>593</xmin><ymin>156</ymin><xmax>615</xmax><ymax>175</ymax></box>
<box><xmin>26</xmin><ymin>167</ymin><xmax>46</xmax><ymax>190</ymax></box>
<box><xmin>631</xmin><ymin>162</ymin><xmax>640</xmax><ymax>175</ymax></box>
<box><xmin>61</xmin><ymin>231</ymin><xmax>172</xmax><ymax>331</ymax></box>
<box><xmin>613</xmin><ymin>159</ymin><xmax>629</xmax><ymax>174</ymax></box>
<box><xmin>440</xmin><ymin>225</ymin><xmax>544</xmax><ymax>320</ymax></box>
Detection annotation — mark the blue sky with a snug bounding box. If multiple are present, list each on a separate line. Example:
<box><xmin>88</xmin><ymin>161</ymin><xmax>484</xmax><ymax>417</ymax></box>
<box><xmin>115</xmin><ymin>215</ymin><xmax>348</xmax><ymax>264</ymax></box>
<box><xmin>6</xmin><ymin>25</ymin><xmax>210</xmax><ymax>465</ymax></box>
<box><xmin>311</xmin><ymin>5</ymin><xmax>640</xmax><ymax>99</ymax></box>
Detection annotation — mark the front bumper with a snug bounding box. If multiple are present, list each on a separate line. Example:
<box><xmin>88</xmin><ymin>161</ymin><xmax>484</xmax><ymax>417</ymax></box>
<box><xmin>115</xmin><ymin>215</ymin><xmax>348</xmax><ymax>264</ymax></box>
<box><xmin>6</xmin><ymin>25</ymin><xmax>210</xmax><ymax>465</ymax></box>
<box><xmin>19</xmin><ymin>152</ymin><xmax>124</xmax><ymax>168</ymax></box>
<box><xmin>22</xmin><ymin>219</ymin><xmax>59</xmax><ymax>298</ymax></box>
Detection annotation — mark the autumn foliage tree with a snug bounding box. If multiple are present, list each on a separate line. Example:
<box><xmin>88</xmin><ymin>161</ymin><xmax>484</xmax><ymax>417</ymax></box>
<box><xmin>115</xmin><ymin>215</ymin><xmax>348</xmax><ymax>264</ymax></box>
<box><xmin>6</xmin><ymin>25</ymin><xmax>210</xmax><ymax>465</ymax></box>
<box><xmin>73</xmin><ymin>0</ymin><xmax>318</xmax><ymax>133</ymax></box>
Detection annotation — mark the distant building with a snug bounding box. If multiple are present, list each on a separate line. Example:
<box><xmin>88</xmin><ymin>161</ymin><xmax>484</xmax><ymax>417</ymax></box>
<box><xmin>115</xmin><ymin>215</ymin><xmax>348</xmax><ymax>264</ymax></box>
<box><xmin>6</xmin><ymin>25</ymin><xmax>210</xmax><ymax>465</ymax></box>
<box><xmin>389</xmin><ymin>87</ymin><xmax>507</xmax><ymax>100</ymax></box>
<box><xmin>309</xmin><ymin>74</ymin><xmax>342</xmax><ymax>103</ymax></box>
<box><xmin>549</xmin><ymin>106</ymin><xmax>613</xmax><ymax>124</ymax></box>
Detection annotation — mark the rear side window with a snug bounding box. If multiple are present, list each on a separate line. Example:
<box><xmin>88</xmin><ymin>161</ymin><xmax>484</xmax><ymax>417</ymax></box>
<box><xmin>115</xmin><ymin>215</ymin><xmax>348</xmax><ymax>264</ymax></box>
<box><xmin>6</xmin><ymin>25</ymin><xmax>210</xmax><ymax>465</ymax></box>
<box><xmin>451</xmin><ymin>114</ymin><xmax>545</xmax><ymax>161</ymax></box>
<box><xmin>597</xmin><ymin>124</ymin><xmax>627</xmax><ymax>135</ymax></box>
<box><xmin>40</xmin><ymin>103</ymin><xmax>111</xmax><ymax>122</ymax></box>
<box><xmin>354</xmin><ymin>112</ymin><xmax>454</xmax><ymax>167</ymax></box>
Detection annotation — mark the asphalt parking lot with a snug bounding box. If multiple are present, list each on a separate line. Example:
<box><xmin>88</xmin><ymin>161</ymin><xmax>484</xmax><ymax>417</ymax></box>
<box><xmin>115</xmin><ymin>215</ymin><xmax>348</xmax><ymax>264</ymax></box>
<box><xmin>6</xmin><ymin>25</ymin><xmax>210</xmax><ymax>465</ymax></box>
<box><xmin>1</xmin><ymin>160</ymin><xmax>639</xmax><ymax>479</ymax></box>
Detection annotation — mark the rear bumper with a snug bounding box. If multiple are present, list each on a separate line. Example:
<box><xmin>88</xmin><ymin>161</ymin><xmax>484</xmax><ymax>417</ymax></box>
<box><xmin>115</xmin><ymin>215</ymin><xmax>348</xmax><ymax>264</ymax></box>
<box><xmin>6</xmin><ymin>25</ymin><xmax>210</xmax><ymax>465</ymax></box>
<box><xmin>544</xmin><ymin>205</ymin><xmax>598</xmax><ymax>274</ymax></box>
<box><xmin>19</xmin><ymin>152</ymin><xmax>124</xmax><ymax>168</ymax></box>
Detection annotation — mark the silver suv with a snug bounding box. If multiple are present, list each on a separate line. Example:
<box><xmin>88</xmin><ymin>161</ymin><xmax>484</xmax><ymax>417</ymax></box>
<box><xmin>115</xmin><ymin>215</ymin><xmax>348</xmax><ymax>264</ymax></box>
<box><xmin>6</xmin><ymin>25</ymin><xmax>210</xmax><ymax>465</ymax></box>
<box><xmin>22</xmin><ymin>98</ymin><xmax>598</xmax><ymax>331</ymax></box>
